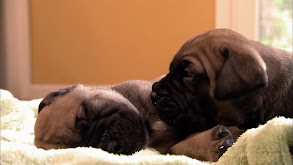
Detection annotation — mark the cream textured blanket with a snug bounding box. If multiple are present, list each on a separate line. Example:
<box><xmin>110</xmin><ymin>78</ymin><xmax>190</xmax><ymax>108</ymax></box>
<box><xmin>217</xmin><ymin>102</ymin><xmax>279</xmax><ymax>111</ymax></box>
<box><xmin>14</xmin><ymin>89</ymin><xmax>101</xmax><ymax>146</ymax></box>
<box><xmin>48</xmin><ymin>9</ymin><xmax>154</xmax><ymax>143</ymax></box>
<box><xmin>1</xmin><ymin>89</ymin><xmax>292</xmax><ymax>165</ymax></box>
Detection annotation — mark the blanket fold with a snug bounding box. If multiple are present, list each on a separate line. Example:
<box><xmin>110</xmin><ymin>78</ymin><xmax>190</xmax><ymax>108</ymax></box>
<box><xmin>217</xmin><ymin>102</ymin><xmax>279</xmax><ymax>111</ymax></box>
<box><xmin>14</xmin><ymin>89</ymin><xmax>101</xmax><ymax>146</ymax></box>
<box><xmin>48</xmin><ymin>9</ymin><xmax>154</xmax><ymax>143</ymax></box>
<box><xmin>1</xmin><ymin>89</ymin><xmax>292</xmax><ymax>165</ymax></box>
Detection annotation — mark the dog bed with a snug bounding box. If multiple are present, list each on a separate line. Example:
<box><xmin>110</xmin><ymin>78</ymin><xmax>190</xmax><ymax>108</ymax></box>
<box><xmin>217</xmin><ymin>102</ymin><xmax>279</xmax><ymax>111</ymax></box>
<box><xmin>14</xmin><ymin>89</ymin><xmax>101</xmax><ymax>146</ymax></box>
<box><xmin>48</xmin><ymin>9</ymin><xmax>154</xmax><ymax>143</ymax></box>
<box><xmin>1</xmin><ymin>89</ymin><xmax>292</xmax><ymax>165</ymax></box>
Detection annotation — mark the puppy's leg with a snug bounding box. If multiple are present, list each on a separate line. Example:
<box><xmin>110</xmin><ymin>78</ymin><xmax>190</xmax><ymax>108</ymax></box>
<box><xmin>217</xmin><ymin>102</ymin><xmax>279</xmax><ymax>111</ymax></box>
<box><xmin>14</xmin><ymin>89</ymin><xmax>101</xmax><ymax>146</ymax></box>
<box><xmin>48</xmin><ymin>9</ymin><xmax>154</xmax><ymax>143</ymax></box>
<box><xmin>34</xmin><ymin>139</ymin><xmax>77</xmax><ymax>150</ymax></box>
<box><xmin>168</xmin><ymin>125</ymin><xmax>234</xmax><ymax>162</ymax></box>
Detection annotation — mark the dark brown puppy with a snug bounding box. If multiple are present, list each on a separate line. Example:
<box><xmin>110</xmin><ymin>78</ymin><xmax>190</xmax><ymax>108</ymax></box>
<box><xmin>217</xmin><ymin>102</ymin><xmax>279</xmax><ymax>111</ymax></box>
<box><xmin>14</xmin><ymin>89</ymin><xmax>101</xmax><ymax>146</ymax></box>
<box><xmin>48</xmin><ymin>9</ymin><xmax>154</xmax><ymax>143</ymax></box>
<box><xmin>34</xmin><ymin>81</ymin><xmax>233</xmax><ymax>161</ymax></box>
<box><xmin>151</xmin><ymin>28</ymin><xmax>293</xmax><ymax>134</ymax></box>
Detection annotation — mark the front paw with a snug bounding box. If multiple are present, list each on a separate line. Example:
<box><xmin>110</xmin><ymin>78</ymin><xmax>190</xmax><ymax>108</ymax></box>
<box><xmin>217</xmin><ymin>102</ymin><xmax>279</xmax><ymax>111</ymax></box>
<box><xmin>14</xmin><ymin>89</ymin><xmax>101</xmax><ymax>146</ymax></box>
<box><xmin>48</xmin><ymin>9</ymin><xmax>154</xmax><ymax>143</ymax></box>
<box><xmin>211</xmin><ymin>125</ymin><xmax>234</xmax><ymax>159</ymax></box>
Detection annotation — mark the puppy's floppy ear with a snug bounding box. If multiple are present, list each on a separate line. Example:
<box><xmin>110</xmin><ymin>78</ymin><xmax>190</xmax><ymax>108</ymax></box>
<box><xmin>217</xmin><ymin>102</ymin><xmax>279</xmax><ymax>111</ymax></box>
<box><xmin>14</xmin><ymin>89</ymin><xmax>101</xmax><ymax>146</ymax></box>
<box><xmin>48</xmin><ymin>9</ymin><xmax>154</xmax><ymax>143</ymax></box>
<box><xmin>214</xmin><ymin>46</ymin><xmax>268</xmax><ymax>100</ymax></box>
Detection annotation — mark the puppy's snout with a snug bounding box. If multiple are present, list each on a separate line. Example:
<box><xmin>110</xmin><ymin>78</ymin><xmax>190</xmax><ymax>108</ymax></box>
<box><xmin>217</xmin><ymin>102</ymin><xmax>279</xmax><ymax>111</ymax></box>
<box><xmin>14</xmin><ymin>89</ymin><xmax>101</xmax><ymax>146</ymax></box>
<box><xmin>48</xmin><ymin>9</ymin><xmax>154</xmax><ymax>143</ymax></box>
<box><xmin>108</xmin><ymin>141</ymin><xmax>122</xmax><ymax>153</ymax></box>
<box><xmin>152</xmin><ymin>82</ymin><xmax>161</xmax><ymax>92</ymax></box>
<box><xmin>150</xmin><ymin>91</ymin><xmax>159</xmax><ymax>103</ymax></box>
<box><xmin>151</xmin><ymin>82</ymin><xmax>162</xmax><ymax>103</ymax></box>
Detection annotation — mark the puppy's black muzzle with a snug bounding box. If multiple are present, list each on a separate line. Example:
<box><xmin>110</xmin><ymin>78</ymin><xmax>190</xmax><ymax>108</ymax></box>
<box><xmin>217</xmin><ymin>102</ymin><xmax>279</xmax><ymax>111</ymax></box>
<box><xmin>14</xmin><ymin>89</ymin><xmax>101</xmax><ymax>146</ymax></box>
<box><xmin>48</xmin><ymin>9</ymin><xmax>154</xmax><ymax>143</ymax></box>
<box><xmin>150</xmin><ymin>82</ymin><xmax>162</xmax><ymax>104</ymax></box>
<box><xmin>150</xmin><ymin>80</ymin><xmax>181</xmax><ymax>127</ymax></box>
<box><xmin>151</xmin><ymin>75</ymin><xmax>218</xmax><ymax>133</ymax></box>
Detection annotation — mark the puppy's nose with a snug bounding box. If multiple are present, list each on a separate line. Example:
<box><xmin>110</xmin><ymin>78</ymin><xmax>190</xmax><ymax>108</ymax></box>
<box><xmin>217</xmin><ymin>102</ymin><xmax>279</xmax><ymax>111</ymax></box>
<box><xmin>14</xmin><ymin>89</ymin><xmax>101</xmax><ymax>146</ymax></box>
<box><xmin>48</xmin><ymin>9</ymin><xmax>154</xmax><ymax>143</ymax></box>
<box><xmin>107</xmin><ymin>141</ymin><xmax>123</xmax><ymax>154</ymax></box>
<box><xmin>152</xmin><ymin>82</ymin><xmax>161</xmax><ymax>91</ymax></box>
<box><xmin>150</xmin><ymin>91</ymin><xmax>159</xmax><ymax>103</ymax></box>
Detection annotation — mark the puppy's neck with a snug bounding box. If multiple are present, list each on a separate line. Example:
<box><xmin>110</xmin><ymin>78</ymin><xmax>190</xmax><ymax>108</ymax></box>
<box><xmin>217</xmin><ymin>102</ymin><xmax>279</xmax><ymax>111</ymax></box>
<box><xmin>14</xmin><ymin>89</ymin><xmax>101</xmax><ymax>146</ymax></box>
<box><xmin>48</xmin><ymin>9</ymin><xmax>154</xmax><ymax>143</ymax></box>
<box><xmin>262</xmin><ymin>63</ymin><xmax>293</xmax><ymax>120</ymax></box>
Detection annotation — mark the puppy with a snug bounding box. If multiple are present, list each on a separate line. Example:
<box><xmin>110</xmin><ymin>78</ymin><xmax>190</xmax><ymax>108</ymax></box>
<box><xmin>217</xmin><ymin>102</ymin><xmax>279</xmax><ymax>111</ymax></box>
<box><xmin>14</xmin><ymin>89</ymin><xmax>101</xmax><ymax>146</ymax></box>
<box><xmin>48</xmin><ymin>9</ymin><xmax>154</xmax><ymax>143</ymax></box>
<box><xmin>34</xmin><ymin>84</ymin><xmax>148</xmax><ymax>154</ymax></box>
<box><xmin>151</xmin><ymin>29</ymin><xmax>293</xmax><ymax>134</ymax></box>
<box><xmin>35</xmin><ymin>80</ymin><xmax>234</xmax><ymax>161</ymax></box>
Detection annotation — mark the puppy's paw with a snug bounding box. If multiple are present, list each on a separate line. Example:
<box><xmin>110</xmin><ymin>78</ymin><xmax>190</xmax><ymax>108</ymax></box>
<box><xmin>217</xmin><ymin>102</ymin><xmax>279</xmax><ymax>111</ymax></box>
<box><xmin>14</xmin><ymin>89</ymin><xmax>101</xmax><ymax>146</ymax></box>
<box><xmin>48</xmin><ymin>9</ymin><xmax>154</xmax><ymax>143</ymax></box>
<box><xmin>211</xmin><ymin>125</ymin><xmax>234</xmax><ymax>159</ymax></box>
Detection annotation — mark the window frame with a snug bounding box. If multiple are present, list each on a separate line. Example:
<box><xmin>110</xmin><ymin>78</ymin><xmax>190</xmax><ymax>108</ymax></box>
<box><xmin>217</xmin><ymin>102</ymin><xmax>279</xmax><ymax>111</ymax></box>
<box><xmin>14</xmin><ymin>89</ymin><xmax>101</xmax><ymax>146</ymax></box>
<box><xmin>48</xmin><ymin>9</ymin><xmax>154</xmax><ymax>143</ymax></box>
<box><xmin>215</xmin><ymin>0</ymin><xmax>259</xmax><ymax>40</ymax></box>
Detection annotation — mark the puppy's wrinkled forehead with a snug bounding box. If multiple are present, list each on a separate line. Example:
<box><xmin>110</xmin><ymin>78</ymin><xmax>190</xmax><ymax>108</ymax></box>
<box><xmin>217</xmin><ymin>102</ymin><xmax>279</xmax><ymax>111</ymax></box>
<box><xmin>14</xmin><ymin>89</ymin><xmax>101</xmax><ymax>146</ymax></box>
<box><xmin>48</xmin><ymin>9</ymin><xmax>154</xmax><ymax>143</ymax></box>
<box><xmin>169</xmin><ymin>36</ymin><xmax>208</xmax><ymax>75</ymax></box>
<box><xmin>79</xmin><ymin>87</ymin><xmax>139</xmax><ymax>115</ymax></box>
<box><xmin>169</xmin><ymin>29</ymin><xmax>248</xmax><ymax>75</ymax></box>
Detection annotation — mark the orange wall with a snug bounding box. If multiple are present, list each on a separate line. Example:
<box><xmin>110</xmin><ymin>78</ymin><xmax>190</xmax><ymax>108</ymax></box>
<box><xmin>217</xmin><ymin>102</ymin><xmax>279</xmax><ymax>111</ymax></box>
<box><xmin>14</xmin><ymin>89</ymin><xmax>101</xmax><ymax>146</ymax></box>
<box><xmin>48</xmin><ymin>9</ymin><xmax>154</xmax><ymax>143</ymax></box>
<box><xmin>30</xmin><ymin>0</ymin><xmax>215</xmax><ymax>85</ymax></box>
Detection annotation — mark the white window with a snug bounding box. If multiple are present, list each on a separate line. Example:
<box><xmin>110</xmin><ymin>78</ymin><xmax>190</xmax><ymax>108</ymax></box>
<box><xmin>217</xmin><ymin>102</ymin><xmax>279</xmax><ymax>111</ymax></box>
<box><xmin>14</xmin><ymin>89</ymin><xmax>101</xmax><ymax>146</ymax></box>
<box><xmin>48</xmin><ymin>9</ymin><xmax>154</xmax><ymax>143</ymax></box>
<box><xmin>216</xmin><ymin>0</ymin><xmax>292</xmax><ymax>51</ymax></box>
<box><xmin>259</xmin><ymin>0</ymin><xmax>292</xmax><ymax>52</ymax></box>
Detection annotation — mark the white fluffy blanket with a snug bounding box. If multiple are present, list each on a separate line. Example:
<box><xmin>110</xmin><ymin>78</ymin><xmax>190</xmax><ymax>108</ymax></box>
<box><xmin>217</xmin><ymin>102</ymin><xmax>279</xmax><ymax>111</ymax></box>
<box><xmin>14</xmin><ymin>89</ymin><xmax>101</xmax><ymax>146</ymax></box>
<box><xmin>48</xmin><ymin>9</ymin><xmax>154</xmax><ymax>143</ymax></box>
<box><xmin>1</xmin><ymin>89</ymin><xmax>292</xmax><ymax>165</ymax></box>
